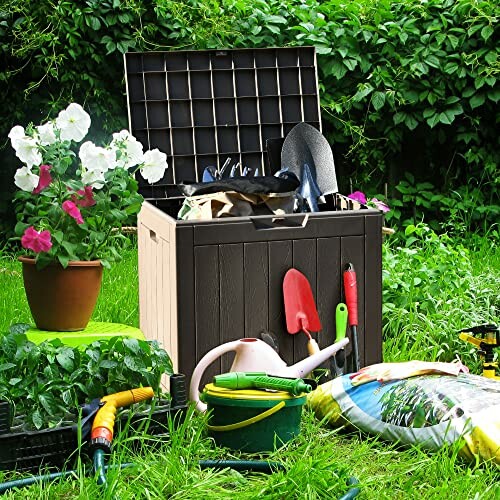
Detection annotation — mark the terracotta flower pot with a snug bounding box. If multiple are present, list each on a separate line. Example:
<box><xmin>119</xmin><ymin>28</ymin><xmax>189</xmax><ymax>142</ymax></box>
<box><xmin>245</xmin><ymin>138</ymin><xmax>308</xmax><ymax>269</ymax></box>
<box><xmin>19</xmin><ymin>257</ymin><xmax>103</xmax><ymax>331</ymax></box>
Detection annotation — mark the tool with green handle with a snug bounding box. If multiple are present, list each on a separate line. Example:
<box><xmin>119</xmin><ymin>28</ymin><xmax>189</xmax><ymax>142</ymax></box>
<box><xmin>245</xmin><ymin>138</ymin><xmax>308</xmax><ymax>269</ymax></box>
<box><xmin>331</xmin><ymin>303</ymin><xmax>348</xmax><ymax>376</ymax></box>
<box><xmin>213</xmin><ymin>372</ymin><xmax>315</xmax><ymax>395</ymax></box>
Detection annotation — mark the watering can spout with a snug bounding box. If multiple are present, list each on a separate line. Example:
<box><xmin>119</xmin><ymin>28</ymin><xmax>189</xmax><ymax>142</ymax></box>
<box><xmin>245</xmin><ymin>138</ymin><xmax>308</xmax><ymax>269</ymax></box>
<box><xmin>190</xmin><ymin>337</ymin><xmax>349</xmax><ymax>412</ymax></box>
<box><xmin>286</xmin><ymin>338</ymin><xmax>349</xmax><ymax>379</ymax></box>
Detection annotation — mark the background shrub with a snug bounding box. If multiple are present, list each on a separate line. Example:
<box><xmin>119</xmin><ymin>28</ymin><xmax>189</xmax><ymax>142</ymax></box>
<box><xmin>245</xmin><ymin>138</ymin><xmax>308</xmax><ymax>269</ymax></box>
<box><xmin>1</xmin><ymin>0</ymin><xmax>498</xmax><ymax>237</ymax></box>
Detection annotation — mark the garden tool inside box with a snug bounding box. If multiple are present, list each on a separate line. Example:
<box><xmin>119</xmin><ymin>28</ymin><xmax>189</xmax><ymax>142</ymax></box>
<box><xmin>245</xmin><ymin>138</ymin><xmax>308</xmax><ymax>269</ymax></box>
<box><xmin>125</xmin><ymin>47</ymin><xmax>382</xmax><ymax>385</ymax></box>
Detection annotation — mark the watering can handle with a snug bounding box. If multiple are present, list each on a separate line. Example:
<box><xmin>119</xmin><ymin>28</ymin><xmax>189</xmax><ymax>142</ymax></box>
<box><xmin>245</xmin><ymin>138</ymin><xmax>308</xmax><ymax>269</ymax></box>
<box><xmin>189</xmin><ymin>340</ymin><xmax>241</xmax><ymax>412</ymax></box>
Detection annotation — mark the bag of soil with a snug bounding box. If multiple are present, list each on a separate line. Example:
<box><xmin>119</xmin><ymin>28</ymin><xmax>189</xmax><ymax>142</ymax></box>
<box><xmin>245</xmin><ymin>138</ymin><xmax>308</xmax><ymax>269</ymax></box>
<box><xmin>307</xmin><ymin>365</ymin><xmax>500</xmax><ymax>464</ymax></box>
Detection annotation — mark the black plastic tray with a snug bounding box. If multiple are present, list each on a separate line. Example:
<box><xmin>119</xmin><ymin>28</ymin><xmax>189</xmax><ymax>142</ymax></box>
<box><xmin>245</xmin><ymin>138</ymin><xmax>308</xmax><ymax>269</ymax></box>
<box><xmin>0</xmin><ymin>374</ymin><xmax>188</xmax><ymax>472</ymax></box>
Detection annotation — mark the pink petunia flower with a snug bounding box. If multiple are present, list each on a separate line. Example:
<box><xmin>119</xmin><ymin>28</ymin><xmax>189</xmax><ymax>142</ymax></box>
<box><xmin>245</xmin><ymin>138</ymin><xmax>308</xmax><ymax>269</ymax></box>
<box><xmin>32</xmin><ymin>165</ymin><xmax>53</xmax><ymax>194</ymax></box>
<box><xmin>371</xmin><ymin>198</ymin><xmax>390</xmax><ymax>213</ymax></box>
<box><xmin>62</xmin><ymin>200</ymin><xmax>84</xmax><ymax>224</ymax></box>
<box><xmin>21</xmin><ymin>226</ymin><xmax>53</xmax><ymax>253</ymax></box>
<box><xmin>348</xmin><ymin>191</ymin><xmax>367</xmax><ymax>205</ymax></box>
<box><xmin>71</xmin><ymin>185</ymin><xmax>96</xmax><ymax>207</ymax></box>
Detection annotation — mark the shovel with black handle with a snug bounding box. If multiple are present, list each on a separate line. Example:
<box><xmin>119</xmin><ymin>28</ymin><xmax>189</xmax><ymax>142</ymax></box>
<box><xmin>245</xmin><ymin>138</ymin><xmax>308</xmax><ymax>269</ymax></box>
<box><xmin>280</xmin><ymin>122</ymin><xmax>338</xmax><ymax>199</ymax></box>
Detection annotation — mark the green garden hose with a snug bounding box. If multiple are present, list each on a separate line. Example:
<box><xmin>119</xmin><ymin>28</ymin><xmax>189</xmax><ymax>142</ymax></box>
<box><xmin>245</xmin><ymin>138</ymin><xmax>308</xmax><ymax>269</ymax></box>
<box><xmin>93</xmin><ymin>448</ymin><xmax>107</xmax><ymax>486</ymax></box>
<box><xmin>0</xmin><ymin>457</ymin><xmax>360</xmax><ymax>498</ymax></box>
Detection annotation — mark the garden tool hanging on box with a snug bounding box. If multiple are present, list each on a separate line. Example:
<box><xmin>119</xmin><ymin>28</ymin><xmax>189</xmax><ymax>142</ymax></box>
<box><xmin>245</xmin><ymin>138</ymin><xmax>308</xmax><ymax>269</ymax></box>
<box><xmin>331</xmin><ymin>303</ymin><xmax>348</xmax><ymax>377</ymax></box>
<box><xmin>283</xmin><ymin>268</ymin><xmax>322</xmax><ymax>356</ymax></box>
<box><xmin>344</xmin><ymin>263</ymin><xmax>360</xmax><ymax>372</ymax></box>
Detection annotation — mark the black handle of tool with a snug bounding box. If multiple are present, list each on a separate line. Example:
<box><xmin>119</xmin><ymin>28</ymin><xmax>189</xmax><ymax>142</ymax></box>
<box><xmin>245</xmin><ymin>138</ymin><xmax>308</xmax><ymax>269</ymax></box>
<box><xmin>344</xmin><ymin>263</ymin><xmax>360</xmax><ymax>372</ymax></box>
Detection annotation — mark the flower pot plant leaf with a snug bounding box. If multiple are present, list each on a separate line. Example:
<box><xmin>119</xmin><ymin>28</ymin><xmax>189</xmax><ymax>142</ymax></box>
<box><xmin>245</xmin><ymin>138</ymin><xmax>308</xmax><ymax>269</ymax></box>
<box><xmin>9</xmin><ymin>103</ymin><xmax>168</xmax><ymax>269</ymax></box>
<box><xmin>0</xmin><ymin>330</ymin><xmax>173</xmax><ymax>431</ymax></box>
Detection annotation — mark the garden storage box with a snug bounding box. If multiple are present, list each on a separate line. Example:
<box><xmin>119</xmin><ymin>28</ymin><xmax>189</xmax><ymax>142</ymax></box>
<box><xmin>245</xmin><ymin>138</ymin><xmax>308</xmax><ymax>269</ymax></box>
<box><xmin>124</xmin><ymin>48</ymin><xmax>383</xmax><ymax>385</ymax></box>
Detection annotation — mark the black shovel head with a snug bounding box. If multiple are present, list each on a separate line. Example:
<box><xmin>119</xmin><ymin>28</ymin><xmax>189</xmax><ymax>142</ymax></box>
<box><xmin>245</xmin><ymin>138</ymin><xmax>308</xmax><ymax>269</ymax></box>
<box><xmin>281</xmin><ymin>123</ymin><xmax>338</xmax><ymax>196</ymax></box>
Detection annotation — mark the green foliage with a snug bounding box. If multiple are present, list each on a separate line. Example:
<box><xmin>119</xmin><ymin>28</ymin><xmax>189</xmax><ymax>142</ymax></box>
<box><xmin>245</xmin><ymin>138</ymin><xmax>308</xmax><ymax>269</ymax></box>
<box><xmin>0</xmin><ymin>326</ymin><xmax>173</xmax><ymax>430</ymax></box>
<box><xmin>381</xmin><ymin>173</ymin><xmax>500</xmax><ymax>236</ymax></box>
<box><xmin>383</xmin><ymin>223</ymin><xmax>472</xmax><ymax>316</ymax></box>
<box><xmin>9</xmin><ymin>104</ymin><xmax>165</xmax><ymax>268</ymax></box>
<box><xmin>382</xmin><ymin>223</ymin><xmax>498</xmax><ymax>366</ymax></box>
<box><xmin>1</xmin><ymin>0</ymin><xmax>497</xmax><ymax>232</ymax></box>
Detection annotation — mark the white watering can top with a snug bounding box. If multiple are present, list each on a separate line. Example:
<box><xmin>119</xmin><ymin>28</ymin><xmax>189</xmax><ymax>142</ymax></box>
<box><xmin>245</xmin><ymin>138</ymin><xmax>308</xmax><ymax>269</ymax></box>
<box><xmin>189</xmin><ymin>337</ymin><xmax>349</xmax><ymax>412</ymax></box>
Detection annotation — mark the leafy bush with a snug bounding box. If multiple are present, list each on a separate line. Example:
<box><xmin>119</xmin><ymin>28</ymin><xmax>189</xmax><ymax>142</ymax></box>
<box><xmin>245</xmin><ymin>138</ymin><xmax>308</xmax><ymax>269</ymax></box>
<box><xmin>379</xmin><ymin>173</ymin><xmax>500</xmax><ymax>236</ymax></box>
<box><xmin>382</xmin><ymin>223</ymin><xmax>498</xmax><ymax>366</ymax></box>
<box><xmin>0</xmin><ymin>325</ymin><xmax>173</xmax><ymax>430</ymax></box>
<box><xmin>1</xmin><ymin>0</ymin><xmax>498</xmax><ymax>235</ymax></box>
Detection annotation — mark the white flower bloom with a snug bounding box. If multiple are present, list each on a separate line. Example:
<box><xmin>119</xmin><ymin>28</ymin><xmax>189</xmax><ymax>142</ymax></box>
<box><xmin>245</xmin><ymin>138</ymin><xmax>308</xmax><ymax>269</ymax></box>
<box><xmin>14</xmin><ymin>137</ymin><xmax>43</xmax><ymax>167</ymax></box>
<box><xmin>81</xmin><ymin>168</ymin><xmax>106</xmax><ymax>189</ymax></box>
<box><xmin>14</xmin><ymin>166</ymin><xmax>39</xmax><ymax>192</ymax></box>
<box><xmin>56</xmin><ymin>103</ymin><xmax>91</xmax><ymax>142</ymax></box>
<box><xmin>140</xmin><ymin>149</ymin><xmax>168</xmax><ymax>184</ymax></box>
<box><xmin>8</xmin><ymin>126</ymin><xmax>25</xmax><ymax>149</ymax></box>
<box><xmin>110</xmin><ymin>130</ymin><xmax>144</xmax><ymax>169</ymax></box>
<box><xmin>37</xmin><ymin>122</ymin><xmax>57</xmax><ymax>145</ymax></box>
<box><xmin>79</xmin><ymin>141</ymin><xmax>116</xmax><ymax>173</ymax></box>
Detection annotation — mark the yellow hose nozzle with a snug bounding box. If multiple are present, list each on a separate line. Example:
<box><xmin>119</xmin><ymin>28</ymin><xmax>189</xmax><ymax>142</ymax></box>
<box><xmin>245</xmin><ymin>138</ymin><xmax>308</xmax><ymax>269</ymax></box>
<box><xmin>91</xmin><ymin>387</ymin><xmax>154</xmax><ymax>444</ymax></box>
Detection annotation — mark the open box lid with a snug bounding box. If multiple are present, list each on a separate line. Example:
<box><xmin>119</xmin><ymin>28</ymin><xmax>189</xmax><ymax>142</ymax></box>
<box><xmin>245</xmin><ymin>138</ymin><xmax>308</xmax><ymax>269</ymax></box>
<box><xmin>124</xmin><ymin>47</ymin><xmax>322</xmax><ymax>201</ymax></box>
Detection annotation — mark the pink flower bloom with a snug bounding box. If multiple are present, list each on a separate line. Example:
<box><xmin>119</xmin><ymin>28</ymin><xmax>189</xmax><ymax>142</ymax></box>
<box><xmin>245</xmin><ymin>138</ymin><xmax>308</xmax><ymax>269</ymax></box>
<box><xmin>32</xmin><ymin>164</ymin><xmax>52</xmax><ymax>194</ymax></box>
<box><xmin>348</xmin><ymin>191</ymin><xmax>367</xmax><ymax>205</ymax></box>
<box><xmin>21</xmin><ymin>226</ymin><xmax>53</xmax><ymax>253</ymax></box>
<box><xmin>62</xmin><ymin>200</ymin><xmax>84</xmax><ymax>224</ymax></box>
<box><xmin>371</xmin><ymin>198</ymin><xmax>390</xmax><ymax>213</ymax></box>
<box><xmin>71</xmin><ymin>185</ymin><xmax>96</xmax><ymax>207</ymax></box>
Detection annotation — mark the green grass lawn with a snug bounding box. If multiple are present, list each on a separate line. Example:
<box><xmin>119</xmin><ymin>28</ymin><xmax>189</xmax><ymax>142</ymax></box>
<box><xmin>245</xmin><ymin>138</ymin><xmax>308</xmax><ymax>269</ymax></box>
<box><xmin>0</xmin><ymin>233</ymin><xmax>498</xmax><ymax>499</ymax></box>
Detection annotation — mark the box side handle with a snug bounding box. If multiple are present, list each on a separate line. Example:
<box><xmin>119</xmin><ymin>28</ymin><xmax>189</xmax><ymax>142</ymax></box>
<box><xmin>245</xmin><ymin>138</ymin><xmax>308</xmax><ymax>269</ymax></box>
<box><xmin>149</xmin><ymin>229</ymin><xmax>159</xmax><ymax>243</ymax></box>
<box><xmin>250</xmin><ymin>214</ymin><xmax>309</xmax><ymax>230</ymax></box>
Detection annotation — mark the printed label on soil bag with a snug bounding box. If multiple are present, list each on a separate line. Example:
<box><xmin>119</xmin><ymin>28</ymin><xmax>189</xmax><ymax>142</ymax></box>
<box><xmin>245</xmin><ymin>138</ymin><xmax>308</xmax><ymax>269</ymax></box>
<box><xmin>308</xmin><ymin>372</ymin><xmax>500</xmax><ymax>464</ymax></box>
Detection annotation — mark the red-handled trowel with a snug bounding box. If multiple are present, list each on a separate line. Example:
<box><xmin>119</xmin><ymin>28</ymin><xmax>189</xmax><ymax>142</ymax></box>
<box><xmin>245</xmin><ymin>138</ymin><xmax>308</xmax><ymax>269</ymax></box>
<box><xmin>344</xmin><ymin>263</ymin><xmax>360</xmax><ymax>372</ymax></box>
<box><xmin>283</xmin><ymin>268</ymin><xmax>322</xmax><ymax>355</ymax></box>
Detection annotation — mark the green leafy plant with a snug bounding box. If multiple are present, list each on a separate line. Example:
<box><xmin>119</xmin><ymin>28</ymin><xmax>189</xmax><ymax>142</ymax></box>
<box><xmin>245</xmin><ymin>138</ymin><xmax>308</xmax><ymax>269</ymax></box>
<box><xmin>381</xmin><ymin>173</ymin><xmax>500</xmax><ymax>236</ymax></box>
<box><xmin>0</xmin><ymin>324</ymin><xmax>173</xmax><ymax>430</ymax></box>
<box><xmin>381</xmin><ymin>222</ymin><xmax>498</xmax><ymax>366</ymax></box>
<box><xmin>9</xmin><ymin>103</ymin><xmax>168</xmax><ymax>268</ymax></box>
<box><xmin>1</xmin><ymin>0</ymin><xmax>497</xmax><ymax>231</ymax></box>
<box><xmin>382</xmin><ymin>223</ymin><xmax>473</xmax><ymax>315</ymax></box>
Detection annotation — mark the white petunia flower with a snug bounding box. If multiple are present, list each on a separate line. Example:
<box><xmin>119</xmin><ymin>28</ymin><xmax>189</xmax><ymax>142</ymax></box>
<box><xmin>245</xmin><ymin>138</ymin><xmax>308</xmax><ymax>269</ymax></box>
<box><xmin>14</xmin><ymin>166</ymin><xmax>40</xmax><ymax>192</ymax></box>
<box><xmin>37</xmin><ymin>122</ymin><xmax>57</xmax><ymax>145</ymax></box>
<box><xmin>79</xmin><ymin>141</ymin><xmax>116</xmax><ymax>173</ymax></box>
<box><xmin>56</xmin><ymin>103</ymin><xmax>91</xmax><ymax>142</ymax></box>
<box><xmin>110</xmin><ymin>130</ymin><xmax>144</xmax><ymax>169</ymax></box>
<box><xmin>140</xmin><ymin>149</ymin><xmax>168</xmax><ymax>184</ymax></box>
<box><xmin>81</xmin><ymin>168</ymin><xmax>106</xmax><ymax>189</ymax></box>
<box><xmin>111</xmin><ymin>130</ymin><xmax>132</xmax><ymax>142</ymax></box>
<box><xmin>8</xmin><ymin>126</ymin><xmax>25</xmax><ymax>149</ymax></box>
<box><xmin>14</xmin><ymin>137</ymin><xmax>43</xmax><ymax>167</ymax></box>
